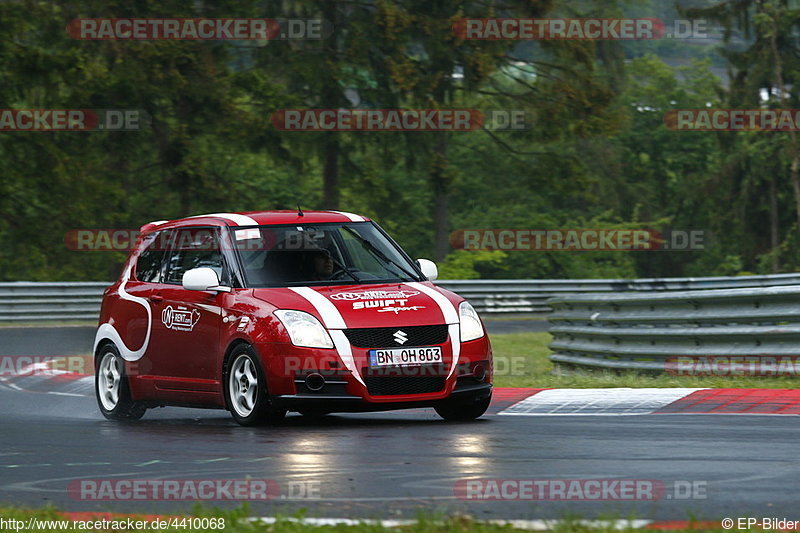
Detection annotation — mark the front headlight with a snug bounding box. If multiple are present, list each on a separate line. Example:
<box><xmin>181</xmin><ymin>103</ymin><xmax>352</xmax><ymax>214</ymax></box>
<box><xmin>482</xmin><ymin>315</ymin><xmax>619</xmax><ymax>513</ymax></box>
<box><xmin>275</xmin><ymin>310</ymin><xmax>334</xmax><ymax>349</ymax></box>
<box><xmin>459</xmin><ymin>301</ymin><xmax>484</xmax><ymax>342</ymax></box>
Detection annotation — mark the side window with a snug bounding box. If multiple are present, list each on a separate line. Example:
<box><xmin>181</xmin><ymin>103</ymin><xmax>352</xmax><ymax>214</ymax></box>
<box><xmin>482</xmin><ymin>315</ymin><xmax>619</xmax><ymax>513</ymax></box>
<box><xmin>164</xmin><ymin>228</ymin><xmax>226</xmax><ymax>285</ymax></box>
<box><xmin>134</xmin><ymin>231</ymin><xmax>168</xmax><ymax>283</ymax></box>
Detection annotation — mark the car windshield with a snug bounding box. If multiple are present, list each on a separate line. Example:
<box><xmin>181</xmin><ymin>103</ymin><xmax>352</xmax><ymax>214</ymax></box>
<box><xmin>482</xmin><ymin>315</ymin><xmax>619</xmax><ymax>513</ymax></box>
<box><xmin>232</xmin><ymin>222</ymin><xmax>423</xmax><ymax>287</ymax></box>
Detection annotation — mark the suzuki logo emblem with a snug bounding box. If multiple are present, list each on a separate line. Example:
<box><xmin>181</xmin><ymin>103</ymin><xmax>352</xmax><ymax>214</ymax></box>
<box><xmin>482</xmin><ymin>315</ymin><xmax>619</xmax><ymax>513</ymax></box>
<box><xmin>393</xmin><ymin>330</ymin><xmax>408</xmax><ymax>345</ymax></box>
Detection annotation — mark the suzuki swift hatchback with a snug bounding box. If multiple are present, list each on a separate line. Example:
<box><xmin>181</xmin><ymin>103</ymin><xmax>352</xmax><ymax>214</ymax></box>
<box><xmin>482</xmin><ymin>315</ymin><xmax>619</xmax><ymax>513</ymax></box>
<box><xmin>94</xmin><ymin>211</ymin><xmax>492</xmax><ymax>425</ymax></box>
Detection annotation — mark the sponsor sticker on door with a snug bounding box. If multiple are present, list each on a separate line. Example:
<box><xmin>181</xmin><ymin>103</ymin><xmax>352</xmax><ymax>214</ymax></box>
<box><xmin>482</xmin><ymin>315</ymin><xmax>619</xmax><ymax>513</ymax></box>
<box><xmin>161</xmin><ymin>306</ymin><xmax>200</xmax><ymax>332</ymax></box>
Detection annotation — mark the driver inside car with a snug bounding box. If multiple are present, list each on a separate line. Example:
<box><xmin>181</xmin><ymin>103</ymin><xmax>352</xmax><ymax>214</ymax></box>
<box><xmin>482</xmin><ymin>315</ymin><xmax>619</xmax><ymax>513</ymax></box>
<box><xmin>306</xmin><ymin>248</ymin><xmax>335</xmax><ymax>281</ymax></box>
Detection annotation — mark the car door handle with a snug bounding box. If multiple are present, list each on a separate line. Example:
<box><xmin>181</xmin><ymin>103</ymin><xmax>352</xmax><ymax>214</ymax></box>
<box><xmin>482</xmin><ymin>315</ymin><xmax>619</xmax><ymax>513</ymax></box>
<box><xmin>148</xmin><ymin>294</ymin><xmax>164</xmax><ymax>303</ymax></box>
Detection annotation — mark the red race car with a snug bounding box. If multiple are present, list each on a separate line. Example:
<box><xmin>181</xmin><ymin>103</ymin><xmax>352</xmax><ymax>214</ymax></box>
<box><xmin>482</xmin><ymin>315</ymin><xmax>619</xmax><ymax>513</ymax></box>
<box><xmin>94</xmin><ymin>211</ymin><xmax>492</xmax><ymax>426</ymax></box>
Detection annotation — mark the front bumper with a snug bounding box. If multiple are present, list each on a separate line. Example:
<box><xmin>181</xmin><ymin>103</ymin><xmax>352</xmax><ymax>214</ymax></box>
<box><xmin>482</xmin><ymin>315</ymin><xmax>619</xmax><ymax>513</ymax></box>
<box><xmin>273</xmin><ymin>382</ymin><xmax>493</xmax><ymax>413</ymax></box>
<box><xmin>256</xmin><ymin>332</ymin><xmax>492</xmax><ymax>409</ymax></box>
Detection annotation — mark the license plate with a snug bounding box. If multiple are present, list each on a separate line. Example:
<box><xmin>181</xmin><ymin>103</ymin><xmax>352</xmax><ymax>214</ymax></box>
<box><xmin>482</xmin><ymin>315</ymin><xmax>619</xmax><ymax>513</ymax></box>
<box><xmin>369</xmin><ymin>346</ymin><xmax>443</xmax><ymax>367</ymax></box>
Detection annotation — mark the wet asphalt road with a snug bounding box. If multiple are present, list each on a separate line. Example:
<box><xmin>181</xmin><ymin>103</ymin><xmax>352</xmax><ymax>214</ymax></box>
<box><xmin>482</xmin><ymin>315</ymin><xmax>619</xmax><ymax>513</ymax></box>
<box><xmin>1</xmin><ymin>324</ymin><xmax>798</xmax><ymax>522</ymax></box>
<box><xmin>0</xmin><ymin>326</ymin><xmax>99</xmax><ymax>356</ymax></box>
<box><xmin>1</xmin><ymin>379</ymin><xmax>799</xmax><ymax>521</ymax></box>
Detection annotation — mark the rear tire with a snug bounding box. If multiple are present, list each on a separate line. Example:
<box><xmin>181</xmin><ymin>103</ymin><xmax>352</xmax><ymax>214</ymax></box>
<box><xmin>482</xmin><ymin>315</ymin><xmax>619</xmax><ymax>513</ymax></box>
<box><xmin>224</xmin><ymin>346</ymin><xmax>286</xmax><ymax>426</ymax></box>
<box><xmin>95</xmin><ymin>345</ymin><xmax>146</xmax><ymax>421</ymax></box>
<box><xmin>435</xmin><ymin>394</ymin><xmax>491</xmax><ymax>421</ymax></box>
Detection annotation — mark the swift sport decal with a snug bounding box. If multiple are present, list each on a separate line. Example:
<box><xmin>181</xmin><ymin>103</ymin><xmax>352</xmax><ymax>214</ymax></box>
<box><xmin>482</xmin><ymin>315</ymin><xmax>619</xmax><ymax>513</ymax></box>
<box><xmin>377</xmin><ymin>305</ymin><xmax>426</xmax><ymax>314</ymax></box>
<box><xmin>161</xmin><ymin>306</ymin><xmax>201</xmax><ymax>332</ymax></box>
<box><xmin>329</xmin><ymin>290</ymin><xmax>420</xmax><ymax>301</ymax></box>
<box><xmin>353</xmin><ymin>299</ymin><xmax>423</xmax><ymax>311</ymax></box>
<box><xmin>330</xmin><ymin>290</ymin><xmax>425</xmax><ymax>313</ymax></box>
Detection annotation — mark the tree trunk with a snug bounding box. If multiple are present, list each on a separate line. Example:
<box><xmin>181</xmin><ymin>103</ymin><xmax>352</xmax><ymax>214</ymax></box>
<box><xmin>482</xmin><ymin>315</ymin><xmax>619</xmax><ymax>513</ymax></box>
<box><xmin>320</xmin><ymin>0</ymin><xmax>340</xmax><ymax>209</ymax></box>
<box><xmin>433</xmin><ymin>189</ymin><xmax>449</xmax><ymax>260</ymax></box>
<box><xmin>432</xmin><ymin>136</ymin><xmax>450</xmax><ymax>261</ymax></box>
<box><xmin>791</xmin><ymin>158</ymin><xmax>800</xmax><ymax>232</ymax></box>
<box><xmin>769</xmin><ymin>176</ymin><xmax>779</xmax><ymax>272</ymax></box>
<box><xmin>322</xmin><ymin>137</ymin><xmax>339</xmax><ymax>208</ymax></box>
<box><xmin>764</xmin><ymin>1</ymin><xmax>800</xmax><ymax>233</ymax></box>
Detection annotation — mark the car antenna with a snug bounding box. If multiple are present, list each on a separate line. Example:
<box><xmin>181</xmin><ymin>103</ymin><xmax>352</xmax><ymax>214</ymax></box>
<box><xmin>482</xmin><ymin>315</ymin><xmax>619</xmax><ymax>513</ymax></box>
<box><xmin>297</xmin><ymin>205</ymin><xmax>304</xmax><ymax>217</ymax></box>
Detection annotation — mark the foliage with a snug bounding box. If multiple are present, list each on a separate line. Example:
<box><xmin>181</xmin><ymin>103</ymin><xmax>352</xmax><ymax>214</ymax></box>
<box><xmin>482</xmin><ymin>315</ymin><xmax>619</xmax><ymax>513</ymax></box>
<box><xmin>437</xmin><ymin>250</ymin><xmax>507</xmax><ymax>280</ymax></box>
<box><xmin>1</xmin><ymin>0</ymin><xmax>799</xmax><ymax>280</ymax></box>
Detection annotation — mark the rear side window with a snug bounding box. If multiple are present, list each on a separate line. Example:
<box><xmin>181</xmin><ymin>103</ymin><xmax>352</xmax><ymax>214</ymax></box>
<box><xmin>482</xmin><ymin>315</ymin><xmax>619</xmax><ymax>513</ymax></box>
<box><xmin>164</xmin><ymin>228</ymin><xmax>226</xmax><ymax>285</ymax></box>
<box><xmin>134</xmin><ymin>231</ymin><xmax>168</xmax><ymax>283</ymax></box>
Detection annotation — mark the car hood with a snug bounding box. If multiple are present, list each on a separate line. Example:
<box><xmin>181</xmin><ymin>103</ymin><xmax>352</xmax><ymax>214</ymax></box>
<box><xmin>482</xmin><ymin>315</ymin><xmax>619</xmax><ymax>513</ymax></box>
<box><xmin>252</xmin><ymin>282</ymin><xmax>461</xmax><ymax>329</ymax></box>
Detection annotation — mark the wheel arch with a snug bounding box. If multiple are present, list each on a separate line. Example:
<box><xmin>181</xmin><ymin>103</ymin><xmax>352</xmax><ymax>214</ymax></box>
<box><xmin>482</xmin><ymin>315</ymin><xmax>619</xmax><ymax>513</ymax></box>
<box><xmin>94</xmin><ymin>338</ymin><xmax>116</xmax><ymax>365</ymax></box>
<box><xmin>222</xmin><ymin>338</ymin><xmax>255</xmax><ymax>368</ymax></box>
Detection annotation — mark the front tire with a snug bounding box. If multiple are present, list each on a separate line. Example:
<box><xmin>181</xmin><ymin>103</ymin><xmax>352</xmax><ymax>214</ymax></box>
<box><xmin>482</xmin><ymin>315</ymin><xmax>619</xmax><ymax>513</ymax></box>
<box><xmin>95</xmin><ymin>345</ymin><xmax>146</xmax><ymax>421</ymax></box>
<box><xmin>435</xmin><ymin>394</ymin><xmax>492</xmax><ymax>421</ymax></box>
<box><xmin>224</xmin><ymin>346</ymin><xmax>286</xmax><ymax>426</ymax></box>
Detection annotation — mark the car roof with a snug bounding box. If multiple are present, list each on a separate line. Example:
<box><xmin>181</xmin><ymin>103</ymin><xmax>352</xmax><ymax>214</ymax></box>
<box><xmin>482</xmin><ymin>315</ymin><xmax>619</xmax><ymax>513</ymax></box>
<box><xmin>140</xmin><ymin>210</ymin><xmax>371</xmax><ymax>233</ymax></box>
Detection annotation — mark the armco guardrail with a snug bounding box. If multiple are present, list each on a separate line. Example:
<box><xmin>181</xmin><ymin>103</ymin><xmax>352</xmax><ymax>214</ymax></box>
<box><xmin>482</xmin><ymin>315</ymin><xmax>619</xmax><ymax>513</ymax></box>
<box><xmin>2</xmin><ymin>273</ymin><xmax>800</xmax><ymax>321</ymax></box>
<box><xmin>438</xmin><ymin>273</ymin><xmax>800</xmax><ymax>314</ymax></box>
<box><xmin>0</xmin><ymin>282</ymin><xmax>108</xmax><ymax>322</ymax></box>
<box><xmin>547</xmin><ymin>286</ymin><xmax>800</xmax><ymax>371</ymax></box>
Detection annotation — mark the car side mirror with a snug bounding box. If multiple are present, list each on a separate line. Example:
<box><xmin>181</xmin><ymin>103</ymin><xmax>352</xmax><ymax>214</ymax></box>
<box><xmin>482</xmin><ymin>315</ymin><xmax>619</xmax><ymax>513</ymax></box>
<box><xmin>182</xmin><ymin>267</ymin><xmax>231</xmax><ymax>292</ymax></box>
<box><xmin>416</xmin><ymin>258</ymin><xmax>438</xmax><ymax>281</ymax></box>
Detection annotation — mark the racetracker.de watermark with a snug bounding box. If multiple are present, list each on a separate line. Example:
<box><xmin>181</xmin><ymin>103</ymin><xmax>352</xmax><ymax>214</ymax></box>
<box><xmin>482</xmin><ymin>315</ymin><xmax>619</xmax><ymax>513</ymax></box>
<box><xmin>453</xmin><ymin>18</ymin><xmax>715</xmax><ymax>41</ymax></box>
<box><xmin>665</xmin><ymin>109</ymin><xmax>800</xmax><ymax>131</ymax></box>
<box><xmin>65</xmin><ymin>229</ymin><xmax>146</xmax><ymax>252</ymax></box>
<box><xmin>0</xmin><ymin>356</ymin><xmax>88</xmax><ymax>376</ymax></box>
<box><xmin>65</xmin><ymin>227</ymin><xmax>344</xmax><ymax>252</ymax></box>
<box><xmin>68</xmin><ymin>479</ymin><xmax>321</xmax><ymax>501</ymax></box>
<box><xmin>0</xmin><ymin>516</ymin><xmax>225</xmax><ymax>532</ymax></box>
<box><xmin>666</xmin><ymin>356</ymin><xmax>800</xmax><ymax>377</ymax></box>
<box><xmin>272</xmin><ymin>109</ymin><xmax>487</xmax><ymax>132</ymax></box>
<box><xmin>0</xmin><ymin>109</ymin><xmax>144</xmax><ymax>132</ymax></box>
<box><xmin>67</xmin><ymin>18</ymin><xmax>330</xmax><ymax>40</ymax></box>
<box><xmin>454</xmin><ymin>479</ymin><xmax>707</xmax><ymax>500</ymax></box>
<box><xmin>450</xmin><ymin>229</ymin><xmax>705</xmax><ymax>251</ymax></box>
<box><xmin>454</xmin><ymin>18</ymin><xmax>661</xmax><ymax>40</ymax></box>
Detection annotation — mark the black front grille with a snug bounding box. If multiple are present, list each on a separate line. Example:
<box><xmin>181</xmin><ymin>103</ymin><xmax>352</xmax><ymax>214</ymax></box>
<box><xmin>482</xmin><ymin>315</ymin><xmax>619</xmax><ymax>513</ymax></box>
<box><xmin>344</xmin><ymin>324</ymin><xmax>449</xmax><ymax>348</ymax></box>
<box><xmin>364</xmin><ymin>376</ymin><xmax>446</xmax><ymax>396</ymax></box>
<box><xmin>363</xmin><ymin>363</ymin><xmax>447</xmax><ymax>379</ymax></box>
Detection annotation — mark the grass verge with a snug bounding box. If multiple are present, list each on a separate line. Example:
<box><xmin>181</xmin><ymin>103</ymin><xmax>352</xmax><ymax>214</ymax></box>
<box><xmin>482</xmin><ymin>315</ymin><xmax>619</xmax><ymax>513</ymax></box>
<box><xmin>491</xmin><ymin>332</ymin><xmax>800</xmax><ymax>389</ymax></box>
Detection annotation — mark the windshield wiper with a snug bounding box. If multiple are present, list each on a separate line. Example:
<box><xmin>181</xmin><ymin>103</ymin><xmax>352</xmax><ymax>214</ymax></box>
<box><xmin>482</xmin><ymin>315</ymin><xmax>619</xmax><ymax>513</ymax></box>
<box><xmin>341</xmin><ymin>226</ymin><xmax>420</xmax><ymax>282</ymax></box>
<box><xmin>329</xmin><ymin>255</ymin><xmax>361</xmax><ymax>282</ymax></box>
